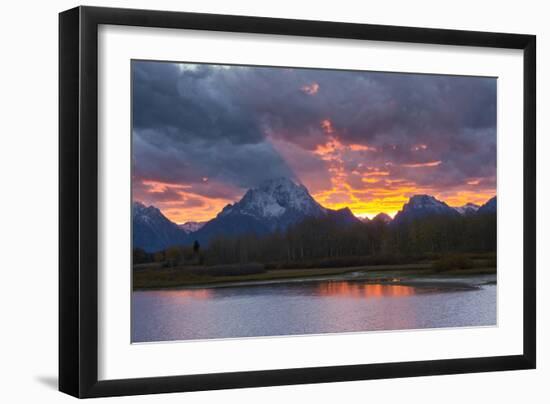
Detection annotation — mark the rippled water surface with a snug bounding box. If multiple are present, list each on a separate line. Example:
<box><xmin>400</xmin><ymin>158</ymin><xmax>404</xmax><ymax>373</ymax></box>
<box><xmin>132</xmin><ymin>280</ymin><xmax>496</xmax><ymax>342</ymax></box>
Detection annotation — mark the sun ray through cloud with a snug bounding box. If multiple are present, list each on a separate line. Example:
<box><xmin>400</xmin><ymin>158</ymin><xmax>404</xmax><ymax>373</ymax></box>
<box><xmin>132</xmin><ymin>61</ymin><xmax>496</xmax><ymax>222</ymax></box>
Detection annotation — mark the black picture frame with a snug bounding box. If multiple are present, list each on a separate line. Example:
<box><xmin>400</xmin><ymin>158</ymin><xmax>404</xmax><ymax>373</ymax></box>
<box><xmin>59</xmin><ymin>5</ymin><xmax>536</xmax><ymax>398</ymax></box>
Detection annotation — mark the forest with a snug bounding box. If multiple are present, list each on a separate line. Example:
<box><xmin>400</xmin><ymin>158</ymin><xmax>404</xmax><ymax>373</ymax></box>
<box><xmin>133</xmin><ymin>211</ymin><xmax>497</xmax><ymax>273</ymax></box>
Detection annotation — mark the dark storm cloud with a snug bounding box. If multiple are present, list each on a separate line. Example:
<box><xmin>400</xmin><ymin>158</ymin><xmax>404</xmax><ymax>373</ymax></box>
<box><xmin>133</xmin><ymin>62</ymin><xmax>299</xmax><ymax>190</ymax></box>
<box><xmin>133</xmin><ymin>63</ymin><xmax>264</xmax><ymax>145</ymax></box>
<box><xmin>132</xmin><ymin>60</ymin><xmax>496</xmax><ymax>195</ymax></box>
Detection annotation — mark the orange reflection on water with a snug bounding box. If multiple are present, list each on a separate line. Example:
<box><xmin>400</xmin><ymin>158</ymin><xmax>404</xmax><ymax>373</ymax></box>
<box><xmin>150</xmin><ymin>289</ymin><xmax>213</xmax><ymax>302</ymax></box>
<box><xmin>317</xmin><ymin>282</ymin><xmax>416</xmax><ymax>299</ymax></box>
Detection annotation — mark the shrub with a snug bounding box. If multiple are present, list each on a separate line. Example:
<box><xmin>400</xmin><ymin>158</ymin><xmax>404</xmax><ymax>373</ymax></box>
<box><xmin>194</xmin><ymin>263</ymin><xmax>266</xmax><ymax>277</ymax></box>
<box><xmin>433</xmin><ymin>254</ymin><xmax>474</xmax><ymax>272</ymax></box>
<box><xmin>264</xmin><ymin>255</ymin><xmax>425</xmax><ymax>270</ymax></box>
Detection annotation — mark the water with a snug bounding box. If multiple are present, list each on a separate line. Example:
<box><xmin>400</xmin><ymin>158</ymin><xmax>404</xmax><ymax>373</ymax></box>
<box><xmin>132</xmin><ymin>280</ymin><xmax>496</xmax><ymax>343</ymax></box>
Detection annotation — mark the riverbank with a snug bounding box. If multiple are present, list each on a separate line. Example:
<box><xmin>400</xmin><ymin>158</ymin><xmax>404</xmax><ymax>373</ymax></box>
<box><xmin>133</xmin><ymin>262</ymin><xmax>496</xmax><ymax>291</ymax></box>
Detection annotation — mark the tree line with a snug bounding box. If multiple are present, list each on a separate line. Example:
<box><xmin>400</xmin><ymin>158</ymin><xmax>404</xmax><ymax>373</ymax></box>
<box><xmin>133</xmin><ymin>212</ymin><xmax>496</xmax><ymax>269</ymax></box>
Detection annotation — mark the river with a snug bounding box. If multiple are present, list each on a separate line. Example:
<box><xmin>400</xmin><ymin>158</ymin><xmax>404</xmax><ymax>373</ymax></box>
<box><xmin>132</xmin><ymin>277</ymin><xmax>496</xmax><ymax>342</ymax></box>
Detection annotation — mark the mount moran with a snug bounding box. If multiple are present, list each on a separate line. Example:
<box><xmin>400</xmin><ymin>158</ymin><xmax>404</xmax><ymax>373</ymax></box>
<box><xmin>133</xmin><ymin>177</ymin><xmax>496</xmax><ymax>252</ymax></box>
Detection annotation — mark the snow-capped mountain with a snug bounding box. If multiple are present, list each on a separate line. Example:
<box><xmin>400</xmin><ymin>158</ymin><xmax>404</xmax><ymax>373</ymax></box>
<box><xmin>453</xmin><ymin>202</ymin><xmax>480</xmax><ymax>216</ymax></box>
<box><xmin>477</xmin><ymin>196</ymin><xmax>497</xmax><ymax>214</ymax></box>
<box><xmin>178</xmin><ymin>221</ymin><xmax>206</xmax><ymax>233</ymax></box>
<box><xmin>133</xmin><ymin>202</ymin><xmax>188</xmax><ymax>252</ymax></box>
<box><xmin>393</xmin><ymin>195</ymin><xmax>460</xmax><ymax>224</ymax></box>
<box><xmin>219</xmin><ymin>177</ymin><xmax>326</xmax><ymax>221</ymax></box>
<box><xmin>194</xmin><ymin>177</ymin><xmax>358</xmax><ymax>244</ymax></box>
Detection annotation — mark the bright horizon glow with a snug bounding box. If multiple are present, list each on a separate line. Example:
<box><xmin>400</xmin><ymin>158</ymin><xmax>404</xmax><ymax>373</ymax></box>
<box><xmin>354</xmin><ymin>212</ymin><xmax>397</xmax><ymax>220</ymax></box>
<box><xmin>135</xmin><ymin>186</ymin><xmax>495</xmax><ymax>224</ymax></box>
<box><xmin>135</xmin><ymin>177</ymin><xmax>497</xmax><ymax>223</ymax></box>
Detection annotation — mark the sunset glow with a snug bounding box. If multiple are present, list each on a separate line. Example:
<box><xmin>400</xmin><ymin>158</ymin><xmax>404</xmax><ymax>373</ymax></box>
<box><xmin>132</xmin><ymin>61</ymin><xmax>496</xmax><ymax>223</ymax></box>
<box><xmin>401</xmin><ymin>160</ymin><xmax>442</xmax><ymax>168</ymax></box>
<box><xmin>133</xmin><ymin>179</ymin><xmax>236</xmax><ymax>223</ymax></box>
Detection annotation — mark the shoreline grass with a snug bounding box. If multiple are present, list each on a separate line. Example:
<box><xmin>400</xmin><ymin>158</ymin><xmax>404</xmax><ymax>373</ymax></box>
<box><xmin>133</xmin><ymin>260</ymin><xmax>496</xmax><ymax>291</ymax></box>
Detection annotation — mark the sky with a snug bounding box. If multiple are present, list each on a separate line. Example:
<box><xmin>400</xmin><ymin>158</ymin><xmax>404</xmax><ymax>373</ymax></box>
<box><xmin>132</xmin><ymin>60</ymin><xmax>496</xmax><ymax>223</ymax></box>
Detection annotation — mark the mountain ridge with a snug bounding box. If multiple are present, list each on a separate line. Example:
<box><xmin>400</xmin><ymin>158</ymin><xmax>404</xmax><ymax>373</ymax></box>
<box><xmin>392</xmin><ymin>194</ymin><xmax>460</xmax><ymax>224</ymax></box>
<box><xmin>133</xmin><ymin>201</ymin><xmax>189</xmax><ymax>252</ymax></box>
<box><xmin>477</xmin><ymin>196</ymin><xmax>497</xmax><ymax>214</ymax></box>
<box><xmin>133</xmin><ymin>179</ymin><xmax>496</xmax><ymax>252</ymax></box>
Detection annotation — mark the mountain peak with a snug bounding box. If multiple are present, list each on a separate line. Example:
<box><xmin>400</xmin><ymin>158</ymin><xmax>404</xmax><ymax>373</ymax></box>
<box><xmin>178</xmin><ymin>221</ymin><xmax>207</xmax><ymax>234</ymax></box>
<box><xmin>453</xmin><ymin>202</ymin><xmax>480</xmax><ymax>215</ymax></box>
<box><xmin>408</xmin><ymin>194</ymin><xmax>442</xmax><ymax>208</ymax></box>
<box><xmin>373</xmin><ymin>212</ymin><xmax>392</xmax><ymax>223</ymax></box>
<box><xmin>196</xmin><ymin>178</ymin><xmax>329</xmax><ymax>242</ymax></box>
<box><xmin>234</xmin><ymin>177</ymin><xmax>325</xmax><ymax>220</ymax></box>
<box><xmin>477</xmin><ymin>196</ymin><xmax>497</xmax><ymax>214</ymax></box>
<box><xmin>133</xmin><ymin>201</ymin><xmax>163</xmax><ymax>220</ymax></box>
<box><xmin>394</xmin><ymin>194</ymin><xmax>458</xmax><ymax>223</ymax></box>
<box><xmin>256</xmin><ymin>177</ymin><xmax>311</xmax><ymax>205</ymax></box>
<box><xmin>132</xmin><ymin>201</ymin><xmax>188</xmax><ymax>252</ymax></box>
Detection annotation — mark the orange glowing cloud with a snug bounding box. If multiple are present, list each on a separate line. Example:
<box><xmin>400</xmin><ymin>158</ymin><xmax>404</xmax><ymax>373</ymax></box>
<box><xmin>411</xmin><ymin>144</ymin><xmax>428</xmax><ymax>151</ymax></box>
<box><xmin>135</xmin><ymin>179</ymin><xmax>235</xmax><ymax>223</ymax></box>
<box><xmin>401</xmin><ymin>160</ymin><xmax>442</xmax><ymax>168</ymax></box>
<box><xmin>320</xmin><ymin>119</ymin><xmax>334</xmax><ymax>134</ymax></box>
<box><xmin>310</xmin><ymin>127</ymin><xmax>409</xmax><ymax>217</ymax></box>
<box><xmin>301</xmin><ymin>82</ymin><xmax>320</xmax><ymax>95</ymax></box>
<box><xmin>362</xmin><ymin>177</ymin><xmax>382</xmax><ymax>184</ymax></box>
<box><xmin>161</xmin><ymin>195</ymin><xmax>231</xmax><ymax>223</ymax></box>
<box><xmin>349</xmin><ymin>143</ymin><xmax>377</xmax><ymax>152</ymax></box>
<box><xmin>137</xmin><ymin>125</ymin><xmax>494</xmax><ymax>224</ymax></box>
<box><xmin>141</xmin><ymin>180</ymin><xmax>189</xmax><ymax>193</ymax></box>
<box><xmin>363</xmin><ymin>170</ymin><xmax>390</xmax><ymax>177</ymax></box>
<box><xmin>270</xmin><ymin>126</ymin><xmax>494</xmax><ymax>218</ymax></box>
<box><xmin>308</xmin><ymin>121</ymin><xmax>451</xmax><ymax>218</ymax></box>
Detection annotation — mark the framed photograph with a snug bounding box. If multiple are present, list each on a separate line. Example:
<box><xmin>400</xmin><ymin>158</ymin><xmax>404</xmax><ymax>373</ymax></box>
<box><xmin>59</xmin><ymin>6</ymin><xmax>536</xmax><ymax>398</ymax></box>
